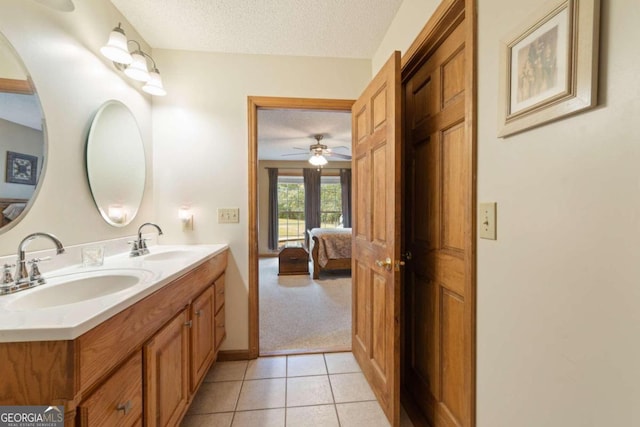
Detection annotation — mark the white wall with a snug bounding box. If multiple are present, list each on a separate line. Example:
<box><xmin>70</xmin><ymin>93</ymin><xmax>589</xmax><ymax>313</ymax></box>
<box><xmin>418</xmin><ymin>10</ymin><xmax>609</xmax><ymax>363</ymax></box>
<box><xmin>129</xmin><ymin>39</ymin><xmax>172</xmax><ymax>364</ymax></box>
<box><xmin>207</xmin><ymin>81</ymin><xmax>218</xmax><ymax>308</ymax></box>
<box><xmin>371</xmin><ymin>0</ymin><xmax>439</xmax><ymax>74</ymax></box>
<box><xmin>377</xmin><ymin>0</ymin><xmax>640</xmax><ymax>425</ymax></box>
<box><xmin>151</xmin><ymin>49</ymin><xmax>370</xmax><ymax>350</ymax></box>
<box><xmin>0</xmin><ymin>0</ymin><xmax>153</xmax><ymax>255</ymax></box>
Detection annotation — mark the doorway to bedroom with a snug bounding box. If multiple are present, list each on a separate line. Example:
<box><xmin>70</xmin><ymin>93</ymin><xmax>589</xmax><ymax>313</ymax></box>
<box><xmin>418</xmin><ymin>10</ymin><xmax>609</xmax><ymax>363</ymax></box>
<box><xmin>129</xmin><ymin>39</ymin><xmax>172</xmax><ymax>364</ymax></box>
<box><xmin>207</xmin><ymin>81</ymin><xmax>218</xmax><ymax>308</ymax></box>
<box><xmin>248</xmin><ymin>97</ymin><xmax>355</xmax><ymax>357</ymax></box>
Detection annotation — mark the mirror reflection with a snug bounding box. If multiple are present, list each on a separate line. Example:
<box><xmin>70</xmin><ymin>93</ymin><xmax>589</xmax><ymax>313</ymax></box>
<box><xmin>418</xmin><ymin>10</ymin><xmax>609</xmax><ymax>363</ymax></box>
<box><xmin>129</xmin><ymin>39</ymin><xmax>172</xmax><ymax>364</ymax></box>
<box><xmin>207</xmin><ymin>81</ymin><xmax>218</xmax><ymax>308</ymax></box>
<box><xmin>86</xmin><ymin>100</ymin><xmax>145</xmax><ymax>227</ymax></box>
<box><xmin>0</xmin><ymin>33</ymin><xmax>46</xmax><ymax>232</ymax></box>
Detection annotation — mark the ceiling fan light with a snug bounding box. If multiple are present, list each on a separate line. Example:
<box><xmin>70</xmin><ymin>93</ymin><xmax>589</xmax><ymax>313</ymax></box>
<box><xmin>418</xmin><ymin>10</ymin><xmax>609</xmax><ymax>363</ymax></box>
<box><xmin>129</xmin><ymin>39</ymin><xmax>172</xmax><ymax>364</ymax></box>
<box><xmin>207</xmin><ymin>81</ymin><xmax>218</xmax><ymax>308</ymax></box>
<box><xmin>100</xmin><ymin>25</ymin><xmax>132</xmax><ymax>64</ymax></box>
<box><xmin>309</xmin><ymin>153</ymin><xmax>328</xmax><ymax>166</ymax></box>
<box><xmin>124</xmin><ymin>51</ymin><xmax>150</xmax><ymax>81</ymax></box>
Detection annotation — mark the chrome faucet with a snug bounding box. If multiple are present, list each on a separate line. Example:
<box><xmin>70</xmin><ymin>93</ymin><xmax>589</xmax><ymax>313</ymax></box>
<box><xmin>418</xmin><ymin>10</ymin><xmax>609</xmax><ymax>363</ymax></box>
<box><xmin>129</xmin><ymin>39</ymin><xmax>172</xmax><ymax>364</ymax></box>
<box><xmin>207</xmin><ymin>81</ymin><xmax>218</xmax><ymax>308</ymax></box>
<box><xmin>5</xmin><ymin>232</ymin><xmax>65</xmax><ymax>293</ymax></box>
<box><xmin>130</xmin><ymin>222</ymin><xmax>163</xmax><ymax>257</ymax></box>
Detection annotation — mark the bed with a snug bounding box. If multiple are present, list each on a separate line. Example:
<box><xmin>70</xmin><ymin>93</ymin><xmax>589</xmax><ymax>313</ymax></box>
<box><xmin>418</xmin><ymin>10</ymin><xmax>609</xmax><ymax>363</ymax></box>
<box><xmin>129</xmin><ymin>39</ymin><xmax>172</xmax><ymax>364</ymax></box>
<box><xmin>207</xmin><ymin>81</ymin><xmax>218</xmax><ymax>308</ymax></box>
<box><xmin>307</xmin><ymin>227</ymin><xmax>352</xmax><ymax>279</ymax></box>
<box><xmin>0</xmin><ymin>198</ymin><xmax>27</xmax><ymax>227</ymax></box>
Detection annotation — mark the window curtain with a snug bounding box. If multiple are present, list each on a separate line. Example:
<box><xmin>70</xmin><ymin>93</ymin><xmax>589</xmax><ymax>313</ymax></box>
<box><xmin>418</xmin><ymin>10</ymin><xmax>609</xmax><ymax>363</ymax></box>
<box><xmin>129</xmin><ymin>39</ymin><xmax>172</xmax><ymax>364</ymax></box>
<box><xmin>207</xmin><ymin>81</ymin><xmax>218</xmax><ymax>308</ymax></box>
<box><xmin>340</xmin><ymin>169</ymin><xmax>352</xmax><ymax>228</ymax></box>
<box><xmin>303</xmin><ymin>168</ymin><xmax>321</xmax><ymax>247</ymax></box>
<box><xmin>267</xmin><ymin>168</ymin><xmax>279</xmax><ymax>251</ymax></box>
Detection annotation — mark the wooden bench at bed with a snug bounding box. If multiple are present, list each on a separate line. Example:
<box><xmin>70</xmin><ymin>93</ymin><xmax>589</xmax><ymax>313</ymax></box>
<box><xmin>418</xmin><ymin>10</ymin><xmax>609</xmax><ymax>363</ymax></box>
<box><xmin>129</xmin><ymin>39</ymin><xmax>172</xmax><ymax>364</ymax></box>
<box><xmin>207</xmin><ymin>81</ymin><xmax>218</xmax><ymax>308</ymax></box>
<box><xmin>0</xmin><ymin>198</ymin><xmax>28</xmax><ymax>227</ymax></box>
<box><xmin>308</xmin><ymin>228</ymin><xmax>352</xmax><ymax>280</ymax></box>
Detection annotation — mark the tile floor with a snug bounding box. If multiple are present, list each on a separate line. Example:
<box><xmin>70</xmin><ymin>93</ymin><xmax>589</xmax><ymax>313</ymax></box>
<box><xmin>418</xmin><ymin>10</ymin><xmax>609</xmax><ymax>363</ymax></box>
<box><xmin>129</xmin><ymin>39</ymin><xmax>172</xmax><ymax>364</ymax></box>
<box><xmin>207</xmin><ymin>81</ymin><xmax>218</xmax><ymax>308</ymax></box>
<box><xmin>182</xmin><ymin>352</ymin><xmax>413</xmax><ymax>427</ymax></box>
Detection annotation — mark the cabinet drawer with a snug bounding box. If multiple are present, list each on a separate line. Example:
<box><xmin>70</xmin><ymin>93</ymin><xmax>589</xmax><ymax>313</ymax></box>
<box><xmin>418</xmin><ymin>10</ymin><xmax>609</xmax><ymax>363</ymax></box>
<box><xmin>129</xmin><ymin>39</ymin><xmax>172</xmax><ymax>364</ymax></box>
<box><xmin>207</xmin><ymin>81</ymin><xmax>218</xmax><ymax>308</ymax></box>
<box><xmin>214</xmin><ymin>274</ymin><xmax>225</xmax><ymax>314</ymax></box>
<box><xmin>215</xmin><ymin>305</ymin><xmax>226</xmax><ymax>350</ymax></box>
<box><xmin>79</xmin><ymin>351</ymin><xmax>142</xmax><ymax>427</ymax></box>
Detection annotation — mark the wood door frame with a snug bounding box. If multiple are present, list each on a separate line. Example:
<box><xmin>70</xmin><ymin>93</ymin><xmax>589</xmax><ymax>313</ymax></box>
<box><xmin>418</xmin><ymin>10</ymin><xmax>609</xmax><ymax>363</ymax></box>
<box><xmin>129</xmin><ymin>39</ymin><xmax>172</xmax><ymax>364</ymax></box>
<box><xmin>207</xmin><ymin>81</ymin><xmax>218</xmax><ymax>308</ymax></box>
<box><xmin>247</xmin><ymin>96</ymin><xmax>355</xmax><ymax>358</ymax></box>
<box><xmin>399</xmin><ymin>0</ymin><xmax>477</xmax><ymax>425</ymax></box>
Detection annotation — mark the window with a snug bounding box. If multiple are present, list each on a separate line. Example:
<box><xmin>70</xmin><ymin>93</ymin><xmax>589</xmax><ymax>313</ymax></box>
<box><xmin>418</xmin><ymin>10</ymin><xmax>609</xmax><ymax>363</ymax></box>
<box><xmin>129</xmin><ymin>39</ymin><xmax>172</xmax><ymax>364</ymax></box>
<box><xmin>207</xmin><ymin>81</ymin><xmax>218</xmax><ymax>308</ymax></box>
<box><xmin>320</xmin><ymin>176</ymin><xmax>342</xmax><ymax>228</ymax></box>
<box><xmin>277</xmin><ymin>176</ymin><xmax>305</xmax><ymax>244</ymax></box>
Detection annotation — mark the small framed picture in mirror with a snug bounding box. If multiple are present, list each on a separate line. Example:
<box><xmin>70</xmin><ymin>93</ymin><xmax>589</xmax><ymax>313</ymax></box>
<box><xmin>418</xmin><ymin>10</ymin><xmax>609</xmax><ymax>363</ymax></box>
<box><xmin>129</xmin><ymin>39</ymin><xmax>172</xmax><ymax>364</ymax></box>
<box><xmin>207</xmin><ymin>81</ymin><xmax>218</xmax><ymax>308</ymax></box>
<box><xmin>6</xmin><ymin>151</ymin><xmax>38</xmax><ymax>185</ymax></box>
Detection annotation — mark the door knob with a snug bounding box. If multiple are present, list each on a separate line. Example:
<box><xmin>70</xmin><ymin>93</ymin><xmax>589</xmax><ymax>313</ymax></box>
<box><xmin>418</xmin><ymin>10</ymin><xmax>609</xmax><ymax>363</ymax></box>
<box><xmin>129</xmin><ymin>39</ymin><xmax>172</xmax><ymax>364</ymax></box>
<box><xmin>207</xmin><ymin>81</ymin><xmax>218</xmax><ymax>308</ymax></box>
<box><xmin>375</xmin><ymin>257</ymin><xmax>392</xmax><ymax>271</ymax></box>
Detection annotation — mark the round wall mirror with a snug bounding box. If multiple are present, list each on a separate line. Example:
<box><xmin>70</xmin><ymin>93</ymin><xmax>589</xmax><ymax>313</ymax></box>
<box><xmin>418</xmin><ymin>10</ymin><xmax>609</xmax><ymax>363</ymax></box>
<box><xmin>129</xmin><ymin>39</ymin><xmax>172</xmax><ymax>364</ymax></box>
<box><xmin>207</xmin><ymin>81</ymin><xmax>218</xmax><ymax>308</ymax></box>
<box><xmin>86</xmin><ymin>100</ymin><xmax>146</xmax><ymax>227</ymax></box>
<box><xmin>0</xmin><ymin>32</ymin><xmax>46</xmax><ymax>234</ymax></box>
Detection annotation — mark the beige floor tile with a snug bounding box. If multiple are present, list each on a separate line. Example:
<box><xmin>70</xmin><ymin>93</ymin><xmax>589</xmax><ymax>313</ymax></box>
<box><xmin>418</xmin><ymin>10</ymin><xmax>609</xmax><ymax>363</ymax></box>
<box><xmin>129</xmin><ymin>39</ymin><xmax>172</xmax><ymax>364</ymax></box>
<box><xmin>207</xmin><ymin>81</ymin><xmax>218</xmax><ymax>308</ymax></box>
<box><xmin>181</xmin><ymin>412</ymin><xmax>234</xmax><ymax>427</ymax></box>
<box><xmin>329</xmin><ymin>373</ymin><xmax>376</xmax><ymax>403</ymax></box>
<box><xmin>335</xmin><ymin>401</ymin><xmax>391</xmax><ymax>427</ymax></box>
<box><xmin>286</xmin><ymin>405</ymin><xmax>339</xmax><ymax>427</ymax></box>
<box><xmin>232</xmin><ymin>408</ymin><xmax>285</xmax><ymax>427</ymax></box>
<box><xmin>245</xmin><ymin>356</ymin><xmax>287</xmax><ymax>379</ymax></box>
<box><xmin>286</xmin><ymin>376</ymin><xmax>334</xmax><ymax>407</ymax></box>
<box><xmin>324</xmin><ymin>352</ymin><xmax>361</xmax><ymax>374</ymax></box>
<box><xmin>188</xmin><ymin>381</ymin><xmax>242</xmax><ymax>414</ymax></box>
<box><xmin>236</xmin><ymin>378</ymin><xmax>286</xmax><ymax>410</ymax></box>
<box><xmin>205</xmin><ymin>361</ymin><xmax>248</xmax><ymax>382</ymax></box>
<box><xmin>287</xmin><ymin>354</ymin><xmax>327</xmax><ymax>377</ymax></box>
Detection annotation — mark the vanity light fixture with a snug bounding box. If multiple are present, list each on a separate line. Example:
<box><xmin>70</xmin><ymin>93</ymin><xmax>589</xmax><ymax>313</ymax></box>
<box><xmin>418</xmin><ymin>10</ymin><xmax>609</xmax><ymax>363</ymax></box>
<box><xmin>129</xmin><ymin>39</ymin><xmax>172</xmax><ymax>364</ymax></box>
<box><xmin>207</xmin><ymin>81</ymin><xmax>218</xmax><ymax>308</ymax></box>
<box><xmin>108</xmin><ymin>204</ymin><xmax>126</xmax><ymax>224</ymax></box>
<box><xmin>308</xmin><ymin>153</ymin><xmax>328</xmax><ymax>167</ymax></box>
<box><xmin>179</xmin><ymin>206</ymin><xmax>193</xmax><ymax>230</ymax></box>
<box><xmin>100</xmin><ymin>23</ymin><xmax>166</xmax><ymax>96</ymax></box>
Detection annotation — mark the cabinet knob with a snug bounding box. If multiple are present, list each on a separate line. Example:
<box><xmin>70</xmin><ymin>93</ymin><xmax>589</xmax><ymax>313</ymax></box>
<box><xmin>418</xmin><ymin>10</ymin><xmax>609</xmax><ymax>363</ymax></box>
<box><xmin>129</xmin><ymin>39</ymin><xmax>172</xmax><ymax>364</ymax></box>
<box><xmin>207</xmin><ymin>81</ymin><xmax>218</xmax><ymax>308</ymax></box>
<box><xmin>195</xmin><ymin>310</ymin><xmax>202</xmax><ymax>317</ymax></box>
<box><xmin>184</xmin><ymin>320</ymin><xmax>193</xmax><ymax>328</ymax></box>
<box><xmin>117</xmin><ymin>400</ymin><xmax>132</xmax><ymax>415</ymax></box>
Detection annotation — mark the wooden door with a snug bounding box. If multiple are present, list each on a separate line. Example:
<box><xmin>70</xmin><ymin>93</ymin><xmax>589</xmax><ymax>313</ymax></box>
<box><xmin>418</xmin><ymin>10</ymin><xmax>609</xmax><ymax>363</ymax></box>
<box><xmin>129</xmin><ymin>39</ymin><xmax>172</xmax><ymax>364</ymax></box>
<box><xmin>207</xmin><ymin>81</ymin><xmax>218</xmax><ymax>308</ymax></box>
<box><xmin>351</xmin><ymin>51</ymin><xmax>402</xmax><ymax>426</ymax></box>
<box><xmin>144</xmin><ymin>308</ymin><xmax>190</xmax><ymax>427</ymax></box>
<box><xmin>190</xmin><ymin>286</ymin><xmax>215</xmax><ymax>392</ymax></box>
<box><xmin>403</xmin><ymin>12</ymin><xmax>473</xmax><ymax>427</ymax></box>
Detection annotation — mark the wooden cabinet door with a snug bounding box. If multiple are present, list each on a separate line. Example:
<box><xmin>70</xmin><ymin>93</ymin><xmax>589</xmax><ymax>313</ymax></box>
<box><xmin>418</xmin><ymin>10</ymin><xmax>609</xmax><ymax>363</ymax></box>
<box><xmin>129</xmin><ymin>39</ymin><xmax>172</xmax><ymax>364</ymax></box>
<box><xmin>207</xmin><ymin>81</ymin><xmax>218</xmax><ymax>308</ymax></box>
<box><xmin>190</xmin><ymin>286</ymin><xmax>215</xmax><ymax>392</ymax></box>
<box><xmin>351</xmin><ymin>51</ymin><xmax>402</xmax><ymax>426</ymax></box>
<box><xmin>144</xmin><ymin>308</ymin><xmax>190</xmax><ymax>427</ymax></box>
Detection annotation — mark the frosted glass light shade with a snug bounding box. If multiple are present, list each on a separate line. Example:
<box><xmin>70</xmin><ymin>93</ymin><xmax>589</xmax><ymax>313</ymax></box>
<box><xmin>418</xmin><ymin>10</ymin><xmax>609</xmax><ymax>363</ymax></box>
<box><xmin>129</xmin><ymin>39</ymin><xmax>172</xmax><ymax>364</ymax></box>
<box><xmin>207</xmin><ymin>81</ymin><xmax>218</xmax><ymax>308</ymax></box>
<box><xmin>309</xmin><ymin>154</ymin><xmax>328</xmax><ymax>166</ymax></box>
<box><xmin>142</xmin><ymin>69</ymin><xmax>167</xmax><ymax>96</ymax></box>
<box><xmin>124</xmin><ymin>52</ymin><xmax>149</xmax><ymax>81</ymax></box>
<box><xmin>100</xmin><ymin>28</ymin><xmax>132</xmax><ymax>64</ymax></box>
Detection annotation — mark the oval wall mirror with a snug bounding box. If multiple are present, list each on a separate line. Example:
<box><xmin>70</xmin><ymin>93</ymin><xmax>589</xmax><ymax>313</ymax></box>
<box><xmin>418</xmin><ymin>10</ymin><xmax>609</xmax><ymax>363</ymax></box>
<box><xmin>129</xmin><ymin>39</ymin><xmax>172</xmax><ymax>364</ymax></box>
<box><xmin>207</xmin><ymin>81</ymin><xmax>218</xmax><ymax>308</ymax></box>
<box><xmin>0</xmin><ymin>32</ymin><xmax>46</xmax><ymax>234</ymax></box>
<box><xmin>86</xmin><ymin>100</ymin><xmax>145</xmax><ymax>227</ymax></box>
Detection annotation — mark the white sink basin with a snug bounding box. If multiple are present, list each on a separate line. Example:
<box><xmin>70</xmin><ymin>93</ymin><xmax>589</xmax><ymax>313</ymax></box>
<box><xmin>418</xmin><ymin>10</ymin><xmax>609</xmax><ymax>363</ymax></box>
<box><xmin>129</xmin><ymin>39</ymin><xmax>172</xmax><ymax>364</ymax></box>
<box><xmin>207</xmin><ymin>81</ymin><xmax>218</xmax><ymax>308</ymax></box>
<box><xmin>5</xmin><ymin>269</ymin><xmax>154</xmax><ymax>310</ymax></box>
<box><xmin>142</xmin><ymin>250</ymin><xmax>195</xmax><ymax>262</ymax></box>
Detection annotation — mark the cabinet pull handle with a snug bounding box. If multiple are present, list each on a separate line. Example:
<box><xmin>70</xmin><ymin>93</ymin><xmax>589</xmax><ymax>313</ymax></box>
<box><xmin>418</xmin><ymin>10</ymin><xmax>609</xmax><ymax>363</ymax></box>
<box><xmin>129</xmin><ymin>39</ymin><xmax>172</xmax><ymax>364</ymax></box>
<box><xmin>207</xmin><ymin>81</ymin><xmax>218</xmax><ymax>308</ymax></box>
<box><xmin>184</xmin><ymin>320</ymin><xmax>193</xmax><ymax>328</ymax></box>
<box><xmin>195</xmin><ymin>310</ymin><xmax>202</xmax><ymax>317</ymax></box>
<box><xmin>117</xmin><ymin>400</ymin><xmax>132</xmax><ymax>415</ymax></box>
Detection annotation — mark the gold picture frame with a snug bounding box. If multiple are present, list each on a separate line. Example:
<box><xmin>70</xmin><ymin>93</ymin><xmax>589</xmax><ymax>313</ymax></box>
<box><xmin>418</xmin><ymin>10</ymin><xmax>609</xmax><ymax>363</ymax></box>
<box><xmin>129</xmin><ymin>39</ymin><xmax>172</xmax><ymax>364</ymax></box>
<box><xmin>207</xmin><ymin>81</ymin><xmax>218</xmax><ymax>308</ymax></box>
<box><xmin>498</xmin><ymin>0</ymin><xmax>600</xmax><ymax>137</ymax></box>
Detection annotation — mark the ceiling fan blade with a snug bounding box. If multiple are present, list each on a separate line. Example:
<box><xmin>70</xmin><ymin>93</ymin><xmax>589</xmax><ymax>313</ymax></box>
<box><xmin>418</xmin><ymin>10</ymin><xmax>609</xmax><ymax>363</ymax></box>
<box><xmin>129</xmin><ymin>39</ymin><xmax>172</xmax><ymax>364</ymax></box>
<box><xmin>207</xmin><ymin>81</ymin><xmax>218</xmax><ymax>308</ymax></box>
<box><xmin>292</xmin><ymin>147</ymin><xmax>309</xmax><ymax>151</ymax></box>
<box><xmin>331</xmin><ymin>146</ymin><xmax>350</xmax><ymax>151</ymax></box>
<box><xmin>282</xmin><ymin>153</ymin><xmax>309</xmax><ymax>157</ymax></box>
<box><xmin>326</xmin><ymin>153</ymin><xmax>352</xmax><ymax>160</ymax></box>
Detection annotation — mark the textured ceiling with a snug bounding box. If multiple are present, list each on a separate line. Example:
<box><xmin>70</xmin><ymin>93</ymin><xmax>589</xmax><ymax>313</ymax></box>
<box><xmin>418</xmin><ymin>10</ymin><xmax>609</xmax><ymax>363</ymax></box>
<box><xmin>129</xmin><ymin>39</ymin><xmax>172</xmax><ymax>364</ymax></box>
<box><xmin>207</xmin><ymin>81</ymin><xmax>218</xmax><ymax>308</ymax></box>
<box><xmin>258</xmin><ymin>109</ymin><xmax>351</xmax><ymax>161</ymax></box>
<box><xmin>109</xmin><ymin>0</ymin><xmax>403</xmax><ymax>58</ymax></box>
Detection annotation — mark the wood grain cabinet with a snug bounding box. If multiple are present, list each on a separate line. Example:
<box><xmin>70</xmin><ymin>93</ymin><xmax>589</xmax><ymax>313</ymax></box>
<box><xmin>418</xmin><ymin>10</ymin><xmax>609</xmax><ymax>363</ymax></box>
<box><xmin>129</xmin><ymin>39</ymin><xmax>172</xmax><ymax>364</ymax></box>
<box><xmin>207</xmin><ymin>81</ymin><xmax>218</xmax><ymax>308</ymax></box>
<box><xmin>78</xmin><ymin>352</ymin><xmax>143</xmax><ymax>427</ymax></box>
<box><xmin>0</xmin><ymin>249</ymin><xmax>228</xmax><ymax>427</ymax></box>
<box><xmin>190</xmin><ymin>286</ymin><xmax>215</xmax><ymax>392</ymax></box>
<box><xmin>144</xmin><ymin>308</ymin><xmax>191</xmax><ymax>427</ymax></box>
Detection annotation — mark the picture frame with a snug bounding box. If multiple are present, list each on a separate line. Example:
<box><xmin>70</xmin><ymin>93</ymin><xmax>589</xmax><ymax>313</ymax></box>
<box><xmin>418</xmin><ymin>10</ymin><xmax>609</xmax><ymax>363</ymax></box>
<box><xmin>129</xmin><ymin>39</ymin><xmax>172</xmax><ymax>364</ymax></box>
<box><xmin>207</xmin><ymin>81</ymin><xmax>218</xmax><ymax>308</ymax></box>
<box><xmin>498</xmin><ymin>0</ymin><xmax>600</xmax><ymax>137</ymax></box>
<box><xmin>5</xmin><ymin>151</ymin><xmax>38</xmax><ymax>185</ymax></box>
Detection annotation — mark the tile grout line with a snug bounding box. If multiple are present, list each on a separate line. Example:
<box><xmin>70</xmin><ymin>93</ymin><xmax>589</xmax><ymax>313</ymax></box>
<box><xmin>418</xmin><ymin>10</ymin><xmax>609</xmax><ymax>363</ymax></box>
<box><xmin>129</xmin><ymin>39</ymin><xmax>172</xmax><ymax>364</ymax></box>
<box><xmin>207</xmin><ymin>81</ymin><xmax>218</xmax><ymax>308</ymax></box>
<box><xmin>228</xmin><ymin>360</ymin><xmax>249</xmax><ymax>426</ymax></box>
<box><xmin>284</xmin><ymin>355</ymin><xmax>288</xmax><ymax>426</ymax></box>
<box><xmin>324</xmin><ymin>353</ymin><xmax>343</xmax><ymax>427</ymax></box>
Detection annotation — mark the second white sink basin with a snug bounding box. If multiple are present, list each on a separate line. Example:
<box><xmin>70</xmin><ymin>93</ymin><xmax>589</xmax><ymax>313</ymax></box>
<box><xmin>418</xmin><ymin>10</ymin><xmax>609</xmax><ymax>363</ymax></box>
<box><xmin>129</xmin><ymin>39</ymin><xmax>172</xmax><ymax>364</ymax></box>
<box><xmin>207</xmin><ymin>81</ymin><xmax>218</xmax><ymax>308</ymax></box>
<box><xmin>5</xmin><ymin>269</ymin><xmax>154</xmax><ymax>311</ymax></box>
<box><xmin>142</xmin><ymin>249</ymin><xmax>196</xmax><ymax>262</ymax></box>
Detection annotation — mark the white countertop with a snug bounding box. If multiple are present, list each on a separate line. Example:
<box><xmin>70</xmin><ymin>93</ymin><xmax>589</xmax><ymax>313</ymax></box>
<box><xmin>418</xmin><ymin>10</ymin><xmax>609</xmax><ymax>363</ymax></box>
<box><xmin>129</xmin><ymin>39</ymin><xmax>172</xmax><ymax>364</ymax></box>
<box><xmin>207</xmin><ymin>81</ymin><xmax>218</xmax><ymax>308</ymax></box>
<box><xmin>0</xmin><ymin>244</ymin><xmax>229</xmax><ymax>343</ymax></box>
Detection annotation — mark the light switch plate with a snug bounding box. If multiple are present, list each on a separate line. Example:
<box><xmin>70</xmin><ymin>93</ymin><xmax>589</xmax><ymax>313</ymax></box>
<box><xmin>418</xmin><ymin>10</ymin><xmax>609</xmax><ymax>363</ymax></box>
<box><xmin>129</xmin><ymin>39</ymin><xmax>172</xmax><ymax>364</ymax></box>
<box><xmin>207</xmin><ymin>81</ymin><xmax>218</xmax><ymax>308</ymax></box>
<box><xmin>479</xmin><ymin>202</ymin><xmax>497</xmax><ymax>240</ymax></box>
<box><xmin>217</xmin><ymin>208</ymin><xmax>239</xmax><ymax>224</ymax></box>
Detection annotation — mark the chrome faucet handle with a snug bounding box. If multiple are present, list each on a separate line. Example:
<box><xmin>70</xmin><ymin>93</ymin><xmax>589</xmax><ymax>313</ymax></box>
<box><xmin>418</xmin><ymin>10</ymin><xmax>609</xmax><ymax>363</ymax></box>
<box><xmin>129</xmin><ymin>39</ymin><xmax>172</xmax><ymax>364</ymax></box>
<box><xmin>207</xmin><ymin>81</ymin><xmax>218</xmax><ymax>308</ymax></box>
<box><xmin>2</xmin><ymin>263</ymin><xmax>15</xmax><ymax>285</ymax></box>
<box><xmin>28</xmin><ymin>258</ymin><xmax>48</xmax><ymax>285</ymax></box>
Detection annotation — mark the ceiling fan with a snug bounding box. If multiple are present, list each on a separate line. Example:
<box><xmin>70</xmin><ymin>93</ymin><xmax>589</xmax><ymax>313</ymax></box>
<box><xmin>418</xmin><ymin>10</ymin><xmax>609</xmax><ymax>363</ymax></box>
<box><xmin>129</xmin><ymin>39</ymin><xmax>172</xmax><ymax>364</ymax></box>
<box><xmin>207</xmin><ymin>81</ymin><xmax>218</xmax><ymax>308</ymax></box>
<box><xmin>282</xmin><ymin>134</ymin><xmax>351</xmax><ymax>166</ymax></box>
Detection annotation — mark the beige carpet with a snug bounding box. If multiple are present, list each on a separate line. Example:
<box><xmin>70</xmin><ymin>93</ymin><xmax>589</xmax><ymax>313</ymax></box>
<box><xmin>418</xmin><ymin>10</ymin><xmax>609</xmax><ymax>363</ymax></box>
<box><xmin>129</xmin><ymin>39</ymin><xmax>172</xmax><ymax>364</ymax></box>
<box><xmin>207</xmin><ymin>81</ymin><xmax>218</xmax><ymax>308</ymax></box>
<box><xmin>259</xmin><ymin>257</ymin><xmax>352</xmax><ymax>354</ymax></box>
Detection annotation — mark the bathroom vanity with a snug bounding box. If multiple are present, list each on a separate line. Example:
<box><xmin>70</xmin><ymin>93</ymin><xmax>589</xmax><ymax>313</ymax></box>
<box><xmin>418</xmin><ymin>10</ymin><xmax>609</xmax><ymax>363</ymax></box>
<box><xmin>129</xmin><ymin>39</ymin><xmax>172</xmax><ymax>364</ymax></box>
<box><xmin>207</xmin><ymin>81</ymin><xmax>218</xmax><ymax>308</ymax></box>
<box><xmin>0</xmin><ymin>244</ymin><xmax>228</xmax><ymax>426</ymax></box>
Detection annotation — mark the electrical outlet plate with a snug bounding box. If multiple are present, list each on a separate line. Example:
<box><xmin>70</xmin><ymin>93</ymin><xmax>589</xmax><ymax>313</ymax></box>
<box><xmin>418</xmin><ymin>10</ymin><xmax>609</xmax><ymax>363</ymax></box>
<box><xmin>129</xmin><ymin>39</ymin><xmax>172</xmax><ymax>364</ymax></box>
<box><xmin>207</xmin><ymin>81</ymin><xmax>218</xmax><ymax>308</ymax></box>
<box><xmin>218</xmin><ymin>208</ymin><xmax>239</xmax><ymax>224</ymax></box>
<box><xmin>479</xmin><ymin>202</ymin><xmax>497</xmax><ymax>240</ymax></box>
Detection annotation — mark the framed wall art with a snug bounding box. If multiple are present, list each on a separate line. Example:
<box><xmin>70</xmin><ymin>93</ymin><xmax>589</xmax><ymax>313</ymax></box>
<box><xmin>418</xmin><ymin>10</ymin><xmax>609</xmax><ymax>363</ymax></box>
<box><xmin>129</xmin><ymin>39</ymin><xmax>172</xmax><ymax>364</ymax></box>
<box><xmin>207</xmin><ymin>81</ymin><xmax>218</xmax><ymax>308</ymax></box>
<box><xmin>5</xmin><ymin>151</ymin><xmax>38</xmax><ymax>185</ymax></box>
<box><xmin>498</xmin><ymin>0</ymin><xmax>600</xmax><ymax>137</ymax></box>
